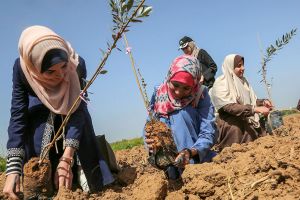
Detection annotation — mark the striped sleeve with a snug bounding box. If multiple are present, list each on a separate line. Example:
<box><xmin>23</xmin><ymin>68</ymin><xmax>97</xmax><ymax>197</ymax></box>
<box><xmin>6</xmin><ymin>156</ymin><xmax>22</xmax><ymax>176</ymax></box>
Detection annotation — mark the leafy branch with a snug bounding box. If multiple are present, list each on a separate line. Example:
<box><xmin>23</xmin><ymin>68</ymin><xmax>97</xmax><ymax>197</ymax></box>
<box><xmin>40</xmin><ymin>0</ymin><xmax>151</xmax><ymax>163</ymax></box>
<box><xmin>259</xmin><ymin>28</ymin><xmax>297</xmax><ymax>101</ymax></box>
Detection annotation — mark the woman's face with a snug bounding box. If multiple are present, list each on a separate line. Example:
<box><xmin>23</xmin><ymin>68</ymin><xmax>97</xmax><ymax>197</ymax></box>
<box><xmin>182</xmin><ymin>46</ymin><xmax>193</xmax><ymax>55</ymax></box>
<box><xmin>41</xmin><ymin>62</ymin><xmax>67</xmax><ymax>82</ymax></box>
<box><xmin>234</xmin><ymin>60</ymin><xmax>245</xmax><ymax>78</ymax></box>
<box><xmin>169</xmin><ymin>81</ymin><xmax>193</xmax><ymax>99</ymax></box>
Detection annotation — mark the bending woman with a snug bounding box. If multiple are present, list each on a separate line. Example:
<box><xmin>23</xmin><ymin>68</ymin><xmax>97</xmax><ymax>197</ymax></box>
<box><xmin>3</xmin><ymin>25</ymin><xmax>114</xmax><ymax>199</ymax></box>
<box><xmin>209</xmin><ymin>54</ymin><xmax>272</xmax><ymax>151</ymax></box>
<box><xmin>145</xmin><ymin>55</ymin><xmax>217</xmax><ymax>179</ymax></box>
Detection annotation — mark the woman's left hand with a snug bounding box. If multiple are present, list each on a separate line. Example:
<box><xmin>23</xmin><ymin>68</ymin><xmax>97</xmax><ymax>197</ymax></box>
<box><xmin>54</xmin><ymin>158</ymin><xmax>73</xmax><ymax>189</ymax></box>
<box><xmin>174</xmin><ymin>149</ymin><xmax>191</xmax><ymax>168</ymax></box>
<box><xmin>263</xmin><ymin>99</ymin><xmax>273</xmax><ymax>109</ymax></box>
<box><xmin>54</xmin><ymin>147</ymin><xmax>75</xmax><ymax>190</ymax></box>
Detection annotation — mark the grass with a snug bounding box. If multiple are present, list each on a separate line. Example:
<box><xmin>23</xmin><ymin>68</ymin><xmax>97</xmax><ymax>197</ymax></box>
<box><xmin>110</xmin><ymin>137</ymin><xmax>144</xmax><ymax>151</ymax></box>
<box><xmin>280</xmin><ymin>109</ymin><xmax>299</xmax><ymax>116</ymax></box>
<box><xmin>0</xmin><ymin>157</ymin><xmax>6</xmax><ymax>172</ymax></box>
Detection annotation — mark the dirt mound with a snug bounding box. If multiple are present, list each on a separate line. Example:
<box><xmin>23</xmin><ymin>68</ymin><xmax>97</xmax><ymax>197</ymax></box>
<box><xmin>1</xmin><ymin>113</ymin><xmax>300</xmax><ymax>199</ymax></box>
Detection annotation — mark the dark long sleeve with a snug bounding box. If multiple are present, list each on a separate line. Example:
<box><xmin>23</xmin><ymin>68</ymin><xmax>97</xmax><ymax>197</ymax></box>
<box><xmin>6</xmin><ymin>58</ymin><xmax>28</xmax><ymax>175</ymax></box>
<box><xmin>219</xmin><ymin>103</ymin><xmax>254</xmax><ymax>119</ymax></box>
<box><xmin>7</xmin><ymin>59</ymin><xmax>28</xmax><ymax>157</ymax></box>
<box><xmin>198</xmin><ymin>49</ymin><xmax>217</xmax><ymax>81</ymax></box>
<box><xmin>64</xmin><ymin>56</ymin><xmax>88</xmax><ymax>150</ymax></box>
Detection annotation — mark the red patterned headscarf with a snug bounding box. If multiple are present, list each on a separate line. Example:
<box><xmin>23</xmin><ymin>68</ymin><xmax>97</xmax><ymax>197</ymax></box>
<box><xmin>154</xmin><ymin>55</ymin><xmax>202</xmax><ymax>117</ymax></box>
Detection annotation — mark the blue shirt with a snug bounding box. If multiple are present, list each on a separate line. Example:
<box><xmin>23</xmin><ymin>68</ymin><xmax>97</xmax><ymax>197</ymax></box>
<box><xmin>148</xmin><ymin>86</ymin><xmax>218</xmax><ymax>163</ymax></box>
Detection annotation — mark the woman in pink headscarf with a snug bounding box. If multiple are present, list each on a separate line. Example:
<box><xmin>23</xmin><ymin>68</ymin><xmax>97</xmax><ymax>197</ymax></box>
<box><xmin>144</xmin><ymin>55</ymin><xmax>218</xmax><ymax>179</ymax></box>
<box><xmin>3</xmin><ymin>25</ymin><xmax>114</xmax><ymax>199</ymax></box>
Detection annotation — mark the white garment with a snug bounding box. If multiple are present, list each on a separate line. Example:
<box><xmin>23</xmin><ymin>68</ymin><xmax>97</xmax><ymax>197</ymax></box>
<box><xmin>76</xmin><ymin>157</ymin><xmax>90</xmax><ymax>192</ymax></box>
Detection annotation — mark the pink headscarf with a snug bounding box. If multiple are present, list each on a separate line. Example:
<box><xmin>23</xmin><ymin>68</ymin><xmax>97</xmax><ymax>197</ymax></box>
<box><xmin>170</xmin><ymin>71</ymin><xmax>195</xmax><ymax>87</ymax></box>
<box><xmin>154</xmin><ymin>55</ymin><xmax>202</xmax><ymax>117</ymax></box>
<box><xmin>18</xmin><ymin>25</ymin><xmax>81</xmax><ymax>115</ymax></box>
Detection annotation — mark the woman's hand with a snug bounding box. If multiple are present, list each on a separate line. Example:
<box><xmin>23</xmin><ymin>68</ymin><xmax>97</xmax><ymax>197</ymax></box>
<box><xmin>145</xmin><ymin>132</ymin><xmax>156</xmax><ymax>153</ymax></box>
<box><xmin>263</xmin><ymin>99</ymin><xmax>273</xmax><ymax>109</ymax></box>
<box><xmin>54</xmin><ymin>147</ymin><xmax>75</xmax><ymax>190</ymax></box>
<box><xmin>254</xmin><ymin>106</ymin><xmax>270</xmax><ymax>116</ymax></box>
<box><xmin>174</xmin><ymin>150</ymin><xmax>190</xmax><ymax>168</ymax></box>
<box><xmin>3</xmin><ymin>173</ymin><xmax>20</xmax><ymax>200</ymax></box>
<box><xmin>174</xmin><ymin>148</ymin><xmax>197</xmax><ymax>168</ymax></box>
<box><xmin>54</xmin><ymin>158</ymin><xmax>73</xmax><ymax>190</ymax></box>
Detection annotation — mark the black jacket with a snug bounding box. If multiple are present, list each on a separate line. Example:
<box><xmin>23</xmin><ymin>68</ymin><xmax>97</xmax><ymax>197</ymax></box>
<box><xmin>197</xmin><ymin>49</ymin><xmax>217</xmax><ymax>89</ymax></box>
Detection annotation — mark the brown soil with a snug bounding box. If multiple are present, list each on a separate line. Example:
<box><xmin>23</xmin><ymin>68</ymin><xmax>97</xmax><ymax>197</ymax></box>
<box><xmin>23</xmin><ymin>157</ymin><xmax>53</xmax><ymax>199</ymax></box>
<box><xmin>1</xmin><ymin>113</ymin><xmax>300</xmax><ymax>199</ymax></box>
<box><xmin>144</xmin><ymin>119</ymin><xmax>177</xmax><ymax>169</ymax></box>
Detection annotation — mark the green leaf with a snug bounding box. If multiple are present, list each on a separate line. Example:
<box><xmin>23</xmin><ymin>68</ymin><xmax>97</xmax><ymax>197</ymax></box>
<box><xmin>121</xmin><ymin>2</ymin><xmax>127</xmax><ymax>15</ymax></box>
<box><xmin>142</xmin><ymin>6</ymin><xmax>152</xmax><ymax>17</ymax></box>
<box><xmin>136</xmin><ymin>6</ymin><xmax>144</xmax><ymax>17</ymax></box>
<box><xmin>127</xmin><ymin>0</ymin><xmax>134</xmax><ymax>11</ymax></box>
<box><xmin>100</xmin><ymin>70</ymin><xmax>108</xmax><ymax>74</ymax></box>
<box><xmin>131</xmin><ymin>18</ymin><xmax>143</xmax><ymax>23</ymax></box>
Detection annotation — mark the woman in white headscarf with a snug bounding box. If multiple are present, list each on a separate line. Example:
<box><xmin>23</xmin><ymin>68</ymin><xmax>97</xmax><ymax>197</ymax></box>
<box><xmin>3</xmin><ymin>25</ymin><xmax>114</xmax><ymax>199</ymax></box>
<box><xmin>209</xmin><ymin>54</ymin><xmax>272</xmax><ymax>151</ymax></box>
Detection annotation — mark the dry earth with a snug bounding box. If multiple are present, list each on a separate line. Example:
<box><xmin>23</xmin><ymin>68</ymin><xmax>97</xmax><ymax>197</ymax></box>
<box><xmin>1</xmin><ymin>113</ymin><xmax>300</xmax><ymax>199</ymax></box>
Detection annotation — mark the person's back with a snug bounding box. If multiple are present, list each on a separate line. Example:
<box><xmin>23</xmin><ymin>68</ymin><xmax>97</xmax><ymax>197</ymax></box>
<box><xmin>178</xmin><ymin>36</ymin><xmax>217</xmax><ymax>89</ymax></box>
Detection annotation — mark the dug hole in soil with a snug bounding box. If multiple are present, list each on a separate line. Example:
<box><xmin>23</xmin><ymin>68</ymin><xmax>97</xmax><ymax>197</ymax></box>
<box><xmin>1</xmin><ymin>113</ymin><xmax>300</xmax><ymax>199</ymax></box>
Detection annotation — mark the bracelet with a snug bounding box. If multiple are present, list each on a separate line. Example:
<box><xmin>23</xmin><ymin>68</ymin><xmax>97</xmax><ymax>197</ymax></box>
<box><xmin>59</xmin><ymin>157</ymin><xmax>74</xmax><ymax>167</ymax></box>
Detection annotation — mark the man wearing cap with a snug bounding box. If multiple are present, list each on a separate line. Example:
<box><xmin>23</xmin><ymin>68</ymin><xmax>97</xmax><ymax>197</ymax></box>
<box><xmin>179</xmin><ymin>36</ymin><xmax>217</xmax><ymax>89</ymax></box>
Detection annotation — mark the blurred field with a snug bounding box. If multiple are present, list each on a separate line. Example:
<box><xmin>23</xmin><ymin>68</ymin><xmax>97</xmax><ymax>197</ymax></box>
<box><xmin>110</xmin><ymin>137</ymin><xmax>144</xmax><ymax>151</ymax></box>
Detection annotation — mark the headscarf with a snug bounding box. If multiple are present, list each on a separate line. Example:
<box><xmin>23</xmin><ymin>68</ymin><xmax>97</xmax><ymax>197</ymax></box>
<box><xmin>170</xmin><ymin>71</ymin><xmax>194</xmax><ymax>87</ymax></box>
<box><xmin>18</xmin><ymin>25</ymin><xmax>81</xmax><ymax>115</ymax></box>
<box><xmin>209</xmin><ymin>54</ymin><xmax>260</xmax><ymax>127</ymax></box>
<box><xmin>154</xmin><ymin>55</ymin><xmax>202</xmax><ymax>117</ymax></box>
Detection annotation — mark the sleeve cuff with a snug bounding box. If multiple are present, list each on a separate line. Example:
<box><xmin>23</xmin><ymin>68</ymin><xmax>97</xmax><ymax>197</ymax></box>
<box><xmin>6</xmin><ymin>156</ymin><xmax>22</xmax><ymax>176</ymax></box>
<box><xmin>65</xmin><ymin>138</ymin><xmax>80</xmax><ymax>150</ymax></box>
<box><xmin>7</xmin><ymin>148</ymin><xmax>25</xmax><ymax>159</ymax></box>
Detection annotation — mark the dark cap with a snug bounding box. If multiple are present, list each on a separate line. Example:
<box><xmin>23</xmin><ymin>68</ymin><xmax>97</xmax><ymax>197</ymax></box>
<box><xmin>179</xmin><ymin>36</ymin><xmax>193</xmax><ymax>49</ymax></box>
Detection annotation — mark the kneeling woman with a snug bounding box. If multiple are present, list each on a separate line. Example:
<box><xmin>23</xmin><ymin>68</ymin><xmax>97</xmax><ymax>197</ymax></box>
<box><xmin>209</xmin><ymin>54</ymin><xmax>273</xmax><ymax>151</ymax></box>
<box><xmin>144</xmin><ymin>55</ymin><xmax>218</xmax><ymax>179</ymax></box>
<box><xmin>3</xmin><ymin>25</ymin><xmax>114</xmax><ymax>199</ymax></box>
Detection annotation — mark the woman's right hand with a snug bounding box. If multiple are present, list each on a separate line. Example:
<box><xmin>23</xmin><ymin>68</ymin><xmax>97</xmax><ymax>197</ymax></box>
<box><xmin>254</xmin><ymin>106</ymin><xmax>270</xmax><ymax>116</ymax></box>
<box><xmin>3</xmin><ymin>173</ymin><xmax>20</xmax><ymax>200</ymax></box>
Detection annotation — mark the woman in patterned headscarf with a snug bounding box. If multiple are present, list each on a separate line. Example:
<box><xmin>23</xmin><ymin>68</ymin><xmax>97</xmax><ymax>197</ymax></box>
<box><xmin>209</xmin><ymin>54</ymin><xmax>273</xmax><ymax>151</ymax></box>
<box><xmin>144</xmin><ymin>54</ymin><xmax>218</xmax><ymax>179</ymax></box>
<box><xmin>3</xmin><ymin>25</ymin><xmax>114</xmax><ymax>199</ymax></box>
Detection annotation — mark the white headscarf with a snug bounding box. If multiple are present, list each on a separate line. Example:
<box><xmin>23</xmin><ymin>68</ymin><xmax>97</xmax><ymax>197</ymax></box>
<box><xmin>18</xmin><ymin>25</ymin><xmax>81</xmax><ymax>115</ymax></box>
<box><xmin>209</xmin><ymin>54</ymin><xmax>260</xmax><ymax>127</ymax></box>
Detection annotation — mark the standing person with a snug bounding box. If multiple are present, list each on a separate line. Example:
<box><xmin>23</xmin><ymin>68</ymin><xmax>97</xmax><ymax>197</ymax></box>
<box><xmin>297</xmin><ymin>99</ymin><xmax>300</xmax><ymax>111</ymax></box>
<box><xmin>209</xmin><ymin>54</ymin><xmax>273</xmax><ymax>151</ymax></box>
<box><xmin>178</xmin><ymin>36</ymin><xmax>217</xmax><ymax>89</ymax></box>
<box><xmin>144</xmin><ymin>55</ymin><xmax>217</xmax><ymax>179</ymax></box>
<box><xmin>3</xmin><ymin>25</ymin><xmax>114</xmax><ymax>199</ymax></box>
